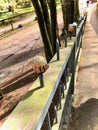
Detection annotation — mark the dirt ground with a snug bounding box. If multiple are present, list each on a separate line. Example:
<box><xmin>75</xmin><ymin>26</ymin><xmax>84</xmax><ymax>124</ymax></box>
<box><xmin>0</xmin><ymin>18</ymin><xmax>46</xmax><ymax>126</ymax></box>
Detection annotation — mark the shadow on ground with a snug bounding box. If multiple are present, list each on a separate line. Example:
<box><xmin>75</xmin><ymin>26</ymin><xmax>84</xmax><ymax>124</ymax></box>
<box><xmin>0</xmin><ymin>46</ymin><xmax>44</xmax><ymax>70</ymax></box>
<box><xmin>0</xmin><ymin>70</ymin><xmax>38</xmax><ymax>122</ymax></box>
<box><xmin>69</xmin><ymin>98</ymin><xmax>98</xmax><ymax>130</ymax></box>
<box><xmin>1</xmin><ymin>70</ymin><xmax>38</xmax><ymax>94</ymax></box>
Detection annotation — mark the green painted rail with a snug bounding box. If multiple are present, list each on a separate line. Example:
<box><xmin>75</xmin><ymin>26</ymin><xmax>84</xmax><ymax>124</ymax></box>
<box><xmin>1</xmin><ymin>40</ymin><xmax>74</xmax><ymax>130</ymax></box>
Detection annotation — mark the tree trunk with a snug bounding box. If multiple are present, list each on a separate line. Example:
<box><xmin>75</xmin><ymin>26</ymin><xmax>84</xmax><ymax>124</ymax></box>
<box><xmin>61</xmin><ymin>0</ymin><xmax>67</xmax><ymax>30</ymax></box>
<box><xmin>74</xmin><ymin>0</ymin><xmax>80</xmax><ymax>21</ymax></box>
<box><xmin>39</xmin><ymin>0</ymin><xmax>52</xmax><ymax>43</ymax></box>
<box><xmin>31</xmin><ymin>0</ymin><xmax>53</xmax><ymax>62</ymax></box>
<box><xmin>61</xmin><ymin>0</ymin><xmax>74</xmax><ymax>30</ymax></box>
<box><xmin>61</xmin><ymin>0</ymin><xmax>79</xmax><ymax>31</ymax></box>
<box><xmin>48</xmin><ymin>0</ymin><xmax>57</xmax><ymax>53</ymax></box>
<box><xmin>31</xmin><ymin>0</ymin><xmax>59</xmax><ymax>62</ymax></box>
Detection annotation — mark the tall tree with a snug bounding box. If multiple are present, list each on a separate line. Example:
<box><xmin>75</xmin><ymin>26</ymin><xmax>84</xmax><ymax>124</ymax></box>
<box><xmin>7</xmin><ymin>0</ymin><xmax>14</xmax><ymax>12</ymax></box>
<box><xmin>74</xmin><ymin>0</ymin><xmax>80</xmax><ymax>21</ymax></box>
<box><xmin>60</xmin><ymin>0</ymin><xmax>79</xmax><ymax>31</ymax></box>
<box><xmin>31</xmin><ymin>0</ymin><xmax>59</xmax><ymax>62</ymax></box>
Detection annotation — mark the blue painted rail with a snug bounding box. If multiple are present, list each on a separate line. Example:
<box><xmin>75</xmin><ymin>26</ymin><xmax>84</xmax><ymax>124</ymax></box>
<box><xmin>1</xmin><ymin>14</ymin><xmax>87</xmax><ymax>130</ymax></box>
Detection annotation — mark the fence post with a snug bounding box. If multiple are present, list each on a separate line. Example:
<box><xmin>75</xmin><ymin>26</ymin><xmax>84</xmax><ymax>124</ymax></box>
<box><xmin>56</xmin><ymin>38</ymin><xmax>60</xmax><ymax>60</ymax></box>
<box><xmin>70</xmin><ymin>44</ymin><xmax>75</xmax><ymax>95</ymax></box>
<box><xmin>64</xmin><ymin>30</ymin><xmax>67</xmax><ymax>47</ymax></box>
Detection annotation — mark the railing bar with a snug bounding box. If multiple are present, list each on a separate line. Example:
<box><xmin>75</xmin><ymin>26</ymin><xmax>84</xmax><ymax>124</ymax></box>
<box><xmin>67</xmin><ymin>68</ymin><xmax>70</xmax><ymax>82</ymax></box>
<box><xmin>52</xmin><ymin>75</ymin><xmax>72</xmax><ymax>130</ymax></box>
<box><xmin>46</xmin><ymin>112</ymin><xmax>52</xmax><ymax>130</ymax></box>
<box><xmin>63</xmin><ymin>95</ymin><xmax>73</xmax><ymax>129</ymax></box>
<box><xmin>60</xmin><ymin>82</ymin><xmax>65</xmax><ymax>98</ymax></box>
<box><xmin>58</xmin><ymin>85</ymin><xmax>62</xmax><ymax>109</ymax></box>
<box><xmin>34</xmin><ymin>46</ymin><xmax>73</xmax><ymax>129</ymax></box>
<box><xmin>64</xmin><ymin>69</ymin><xmax>67</xmax><ymax>90</ymax></box>
<box><xmin>54</xmin><ymin>106</ymin><xmax>58</xmax><ymax>124</ymax></box>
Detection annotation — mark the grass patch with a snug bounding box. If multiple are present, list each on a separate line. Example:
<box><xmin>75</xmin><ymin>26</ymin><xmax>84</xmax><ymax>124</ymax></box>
<box><xmin>0</xmin><ymin>7</ymin><xmax>34</xmax><ymax>20</ymax></box>
<box><xmin>0</xmin><ymin>2</ymin><xmax>61</xmax><ymax>21</ymax></box>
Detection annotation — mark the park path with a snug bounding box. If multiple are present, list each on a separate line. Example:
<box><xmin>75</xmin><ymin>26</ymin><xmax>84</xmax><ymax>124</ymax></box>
<box><xmin>0</xmin><ymin>12</ymin><xmax>36</xmax><ymax>36</ymax></box>
<box><xmin>69</xmin><ymin>2</ymin><xmax>98</xmax><ymax>130</ymax></box>
<box><xmin>0</xmin><ymin>13</ymin><xmax>42</xmax><ymax>85</ymax></box>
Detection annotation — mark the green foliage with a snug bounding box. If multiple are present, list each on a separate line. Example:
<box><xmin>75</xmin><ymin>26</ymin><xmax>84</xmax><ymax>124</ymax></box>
<box><xmin>0</xmin><ymin>0</ymin><xmax>6</xmax><ymax>10</ymax></box>
<box><xmin>16</xmin><ymin>0</ymin><xmax>32</xmax><ymax>8</ymax></box>
<box><xmin>0</xmin><ymin>0</ymin><xmax>33</xmax><ymax>12</ymax></box>
<box><xmin>0</xmin><ymin>7</ymin><xmax>34</xmax><ymax>20</ymax></box>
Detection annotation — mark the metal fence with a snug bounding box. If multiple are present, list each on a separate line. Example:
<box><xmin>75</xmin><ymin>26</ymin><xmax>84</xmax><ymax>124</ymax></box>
<box><xmin>1</xmin><ymin>13</ymin><xmax>87</xmax><ymax>130</ymax></box>
<box><xmin>33</xmin><ymin>14</ymin><xmax>87</xmax><ymax>130</ymax></box>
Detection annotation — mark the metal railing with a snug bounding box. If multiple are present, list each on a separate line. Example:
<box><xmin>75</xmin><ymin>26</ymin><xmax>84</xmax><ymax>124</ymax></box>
<box><xmin>1</xmin><ymin>14</ymin><xmax>87</xmax><ymax>130</ymax></box>
<box><xmin>35</xmin><ymin>13</ymin><xmax>87</xmax><ymax>130</ymax></box>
